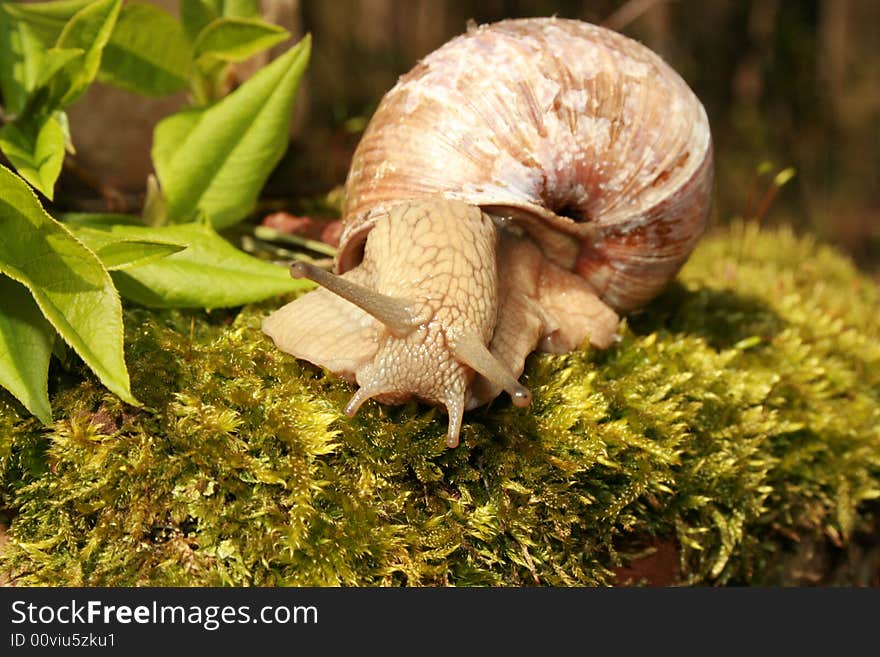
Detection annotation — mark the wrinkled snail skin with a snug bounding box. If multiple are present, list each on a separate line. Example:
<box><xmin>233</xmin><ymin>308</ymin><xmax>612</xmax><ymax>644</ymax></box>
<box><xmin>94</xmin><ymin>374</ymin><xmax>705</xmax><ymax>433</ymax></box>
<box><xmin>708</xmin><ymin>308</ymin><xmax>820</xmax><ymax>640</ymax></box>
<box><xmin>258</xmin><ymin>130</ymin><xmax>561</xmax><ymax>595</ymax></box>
<box><xmin>262</xmin><ymin>17</ymin><xmax>713</xmax><ymax>447</ymax></box>
<box><xmin>262</xmin><ymin>199</ymin><xmax>594</xmax><ymax>448</ymax></box>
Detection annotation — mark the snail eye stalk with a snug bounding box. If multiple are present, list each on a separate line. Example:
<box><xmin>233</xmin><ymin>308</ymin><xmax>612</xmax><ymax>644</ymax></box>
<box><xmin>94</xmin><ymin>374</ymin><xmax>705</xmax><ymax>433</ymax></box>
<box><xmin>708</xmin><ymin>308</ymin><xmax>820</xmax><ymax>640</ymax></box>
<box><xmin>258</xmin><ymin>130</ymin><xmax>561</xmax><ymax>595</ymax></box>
<box><xmin>289</xmin><ymin>261</ymin><xmax>419</xmax><ymax>337</ymax></box>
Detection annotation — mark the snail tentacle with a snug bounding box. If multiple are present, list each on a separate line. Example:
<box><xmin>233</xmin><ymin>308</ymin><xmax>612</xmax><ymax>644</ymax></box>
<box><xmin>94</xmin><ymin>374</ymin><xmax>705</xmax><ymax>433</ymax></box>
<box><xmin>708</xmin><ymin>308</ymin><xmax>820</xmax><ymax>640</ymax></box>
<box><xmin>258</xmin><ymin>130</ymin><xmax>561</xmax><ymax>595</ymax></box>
<box><xmin>449</xmin><ymin>329</ymin><xmax>533</xmax><ymax>408</ymax></box>
<box><xmin>289</xmin><ymin>261</ymin><xmax>421</xmax><ymax>337</ymax></box>
<box><xmin>444</xmin><ymin>395</ymin><xmax>465</xmax><ymax>448</ymax></box>
<box><xmin>344</xmin><ymin>385</ymin><xmax>379</xmax><ymax>417</ymax></box>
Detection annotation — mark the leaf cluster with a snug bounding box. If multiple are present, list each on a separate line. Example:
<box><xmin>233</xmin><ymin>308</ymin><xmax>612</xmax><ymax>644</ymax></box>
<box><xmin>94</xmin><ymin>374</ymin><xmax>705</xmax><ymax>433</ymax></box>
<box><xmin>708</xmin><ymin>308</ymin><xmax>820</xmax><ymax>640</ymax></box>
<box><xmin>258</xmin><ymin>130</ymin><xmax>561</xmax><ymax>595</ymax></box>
<box><xmin>0</xmin><ymin>1</ymin><xmax>312</xmax><ymax>425</ymax></box>
<box><xmin>1</xmin><ymin>224</ymin><xmax>876</xmax><ymax>586</ymax></box>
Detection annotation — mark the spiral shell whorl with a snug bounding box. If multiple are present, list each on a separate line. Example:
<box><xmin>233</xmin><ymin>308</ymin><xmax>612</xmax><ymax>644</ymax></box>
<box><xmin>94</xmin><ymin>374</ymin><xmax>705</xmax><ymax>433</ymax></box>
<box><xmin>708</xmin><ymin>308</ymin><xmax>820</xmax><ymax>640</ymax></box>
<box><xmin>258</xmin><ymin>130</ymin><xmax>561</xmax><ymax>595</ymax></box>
<box><xmin>340</xmin><ymin>17</ymin><xmax>713</xmax><ymax>313</ymax></box>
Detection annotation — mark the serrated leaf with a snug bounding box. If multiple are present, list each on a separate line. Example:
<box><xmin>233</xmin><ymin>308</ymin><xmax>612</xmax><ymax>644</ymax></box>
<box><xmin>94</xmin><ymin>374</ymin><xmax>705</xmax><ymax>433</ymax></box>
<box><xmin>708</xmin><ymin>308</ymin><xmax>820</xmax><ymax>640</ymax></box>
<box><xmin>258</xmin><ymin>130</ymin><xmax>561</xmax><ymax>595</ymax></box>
<box><xmin>0</xmin><ymin>165</ymin><xmax>136</xmax><ymax>406</ymax></box>
<box><xmin>68</xmin><ymin>222</ymin><xmax>310</xmax><ymax>308</ymax></box>
<box><xmin>0</xmin><ymin>114</ymin><xmax>66</xmax><ymax>199</ymax></box>
<box><xmin>152</xmin><ymin>35</ymin><xmax>310</xmax><ymax>228</ymax></box>
<box><xmin>0</xmin><ymin>275</ymin><xmax>55</xmax><ymax>424</ymax></box>
<box><xmin>194</xmin><ymin>17</ymin><xmax>288</xmax><ymax>66</ymax></box>
<box><xmin>51</xmin><ymin>0</ymin><xmax>121</xmax><ymax>106</ymax></box>
<box><xmin>98</xmin><ymin>2</ymin><xmax>192</xmax><ymax>97</ymax></box>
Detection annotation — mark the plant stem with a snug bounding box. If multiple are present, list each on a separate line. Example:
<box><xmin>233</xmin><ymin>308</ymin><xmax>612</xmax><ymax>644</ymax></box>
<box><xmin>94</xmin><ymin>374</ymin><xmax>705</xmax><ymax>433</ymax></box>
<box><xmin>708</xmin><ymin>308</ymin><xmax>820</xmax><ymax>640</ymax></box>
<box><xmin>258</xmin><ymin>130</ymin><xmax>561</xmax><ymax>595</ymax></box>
<box><xmin>253</xmin><ymin>225</ymin><xmax>338</xmax><ymax>257</ymax></box>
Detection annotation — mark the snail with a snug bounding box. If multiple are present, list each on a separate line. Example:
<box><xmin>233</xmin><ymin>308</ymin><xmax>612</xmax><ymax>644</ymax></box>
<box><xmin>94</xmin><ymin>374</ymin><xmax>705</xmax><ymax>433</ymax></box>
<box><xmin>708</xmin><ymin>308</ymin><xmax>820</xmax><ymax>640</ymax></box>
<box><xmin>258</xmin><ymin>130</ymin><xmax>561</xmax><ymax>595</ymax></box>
<box><xmin>263</xmin><ymin>17</ymin><xmax>713</xmax><ymax>447</ymax></box>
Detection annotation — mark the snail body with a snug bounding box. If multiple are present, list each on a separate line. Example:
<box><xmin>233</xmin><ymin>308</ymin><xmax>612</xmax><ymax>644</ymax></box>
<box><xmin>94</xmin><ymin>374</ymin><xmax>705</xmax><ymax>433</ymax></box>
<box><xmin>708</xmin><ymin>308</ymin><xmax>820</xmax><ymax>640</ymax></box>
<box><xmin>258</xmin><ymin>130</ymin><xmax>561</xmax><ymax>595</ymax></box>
<box><xmin>263</xmin><ymin>17</ymin><xmax>713</xmax><ymax>447</ymax></box>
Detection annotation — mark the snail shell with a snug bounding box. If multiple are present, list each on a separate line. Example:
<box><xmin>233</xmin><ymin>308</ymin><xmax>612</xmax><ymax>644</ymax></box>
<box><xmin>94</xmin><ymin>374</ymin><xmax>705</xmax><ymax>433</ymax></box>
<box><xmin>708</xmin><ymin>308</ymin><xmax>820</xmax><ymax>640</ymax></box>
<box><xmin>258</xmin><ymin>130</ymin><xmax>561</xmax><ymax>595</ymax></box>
<box><xmin>263</xmin><ymin>17</ymin><xmax>713</xmax><ymax>447</ymax></box>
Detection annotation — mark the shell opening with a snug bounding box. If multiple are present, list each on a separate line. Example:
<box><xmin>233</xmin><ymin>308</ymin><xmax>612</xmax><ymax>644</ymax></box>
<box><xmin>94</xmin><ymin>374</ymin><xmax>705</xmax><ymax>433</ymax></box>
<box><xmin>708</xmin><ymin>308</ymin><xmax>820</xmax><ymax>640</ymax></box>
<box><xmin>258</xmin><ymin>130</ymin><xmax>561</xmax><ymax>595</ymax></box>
<box><xmin>552</xmin><ymin>202</ymin><xmax>590</xmax><ymax>223</ymax></box>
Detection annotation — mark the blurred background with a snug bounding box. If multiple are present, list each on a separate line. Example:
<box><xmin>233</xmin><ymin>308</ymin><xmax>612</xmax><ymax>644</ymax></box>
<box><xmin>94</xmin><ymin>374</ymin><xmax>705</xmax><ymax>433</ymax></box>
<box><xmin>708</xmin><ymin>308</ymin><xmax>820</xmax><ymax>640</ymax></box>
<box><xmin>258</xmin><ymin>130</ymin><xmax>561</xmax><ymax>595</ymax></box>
<box><xmin>58</xmin><ymin>0</ymin><xmax>880</xmax><ymax>274</ymax></box>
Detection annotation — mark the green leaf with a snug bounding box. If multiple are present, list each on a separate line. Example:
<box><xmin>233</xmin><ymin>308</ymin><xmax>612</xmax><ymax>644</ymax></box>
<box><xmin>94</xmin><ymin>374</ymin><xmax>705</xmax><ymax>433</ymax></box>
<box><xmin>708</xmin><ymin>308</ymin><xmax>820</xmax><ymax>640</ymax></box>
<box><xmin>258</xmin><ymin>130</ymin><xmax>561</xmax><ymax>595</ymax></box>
<box><xmin>96</xmin><ymin>241</ymin><xmax>187</xmax><ymax>271</ymax></box>
<box><xmin>0</xmin><ymin>114</ymin><xmax>66</xmax><ymax>199</ymax></box>
<box><xmin>141</xmin><ymin>174</ymin><xmax>167</xmax><ymax>227</ymax></box>
<box><xmin>61</xmin><ymin>212</ymin><xmax>144</xmax><ymax>227</ymax></box>
<box><xmin>18</xmin><ymin>58</ymin><xmax>83</xmax><ymax>137</ymax></box>
<box><xmin>0</xmin><ymin>275</ymin><xmax>55</xmax><ymax>424</ymax></box>
<box><xmin>194</xmin><ymin>17</ymin><xmax>288</xmax><ymax>66</ymax></box>
<box><xmin>98</xmin><ymin>2</ymin><xmax>192</xmax><ymax>97</ymax></box>
<box><xmin>150</xmin><ymin>110</ymin><xmax>200</xmax><ymax>196</ymax></box>
<box><xmin>34</xmin><ymin>47</ymin><xmax>85</xmax><ymax>90</ymax></box>
<box><xmin>0</xmin><ymin>0</ymin><xmax>114</xmax><ymax>118</ymax></box>
<box><xmin>55</xmin><ymin>110</ymin><xmax>74</xmax><ymax>153</ymax></box>
<box><xmin>7</xmin><ymin>51</ymin><xmax>84</xmax><ymax>160</ymax></box>
<box><xmin>1</xmin><ymin>0</ymin><xmax>94</xmax><ymax>43</ymax></box>
<box><xmin>0</xmin><ymin>7</ymin><xmax>46</xmax><ymax>114</ymax></box>
<box><xmin>152</xmin><ymin>35</ymin><xmax>311</xmax><ymax>229</ymax></box>
<box><xmin>180</xmin><ymin>0</ymin><xmax>258</xmax><ymax>42</ymax></box>
<box><xmin>0</xmin><ymin>165</ymin><xmax>136</xmax><ymax>406</ymax></box>
<box><xmin>51</xmin><ymin>0</ymin><xmax>122</xmax><ymax>106</ymax></box>
<box><xmin>212</xmin><ymin>0</ymin><xmax>261</xmax><ymax>18</ymax></box>
<box><xmin>180</xmin><ymin>0</ymin><xmax>218</xmax><ymax>43</ymax></box>
<box><xmin>71</xmin><ymin>226</ymin><xmax>187</xmax><ymax>271</ymax></box>
<box><xmin>69</xmin><ymin>222</ymin><xmax>309</xmax><ymax>308</ymax></box>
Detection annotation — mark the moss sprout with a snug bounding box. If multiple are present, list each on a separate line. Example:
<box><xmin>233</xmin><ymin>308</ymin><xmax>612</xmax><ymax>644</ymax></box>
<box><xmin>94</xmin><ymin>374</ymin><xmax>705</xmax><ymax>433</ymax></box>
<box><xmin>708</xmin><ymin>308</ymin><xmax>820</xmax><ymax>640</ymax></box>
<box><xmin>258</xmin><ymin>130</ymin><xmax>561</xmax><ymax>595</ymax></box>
<box><xmin>1</xmin><ymin>223</ymin><xmax>878</xmax><ymax>585</ymax></box>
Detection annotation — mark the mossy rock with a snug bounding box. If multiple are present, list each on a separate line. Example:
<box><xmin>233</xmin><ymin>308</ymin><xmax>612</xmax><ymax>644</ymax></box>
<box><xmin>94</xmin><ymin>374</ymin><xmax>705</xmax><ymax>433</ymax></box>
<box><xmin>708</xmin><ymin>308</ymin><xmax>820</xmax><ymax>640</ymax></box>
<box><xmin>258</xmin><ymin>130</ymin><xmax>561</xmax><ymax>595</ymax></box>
<box><xmin>1</xmin><ymin>224</ymin><xmax>878</xmax><ymax>586</ymax></box>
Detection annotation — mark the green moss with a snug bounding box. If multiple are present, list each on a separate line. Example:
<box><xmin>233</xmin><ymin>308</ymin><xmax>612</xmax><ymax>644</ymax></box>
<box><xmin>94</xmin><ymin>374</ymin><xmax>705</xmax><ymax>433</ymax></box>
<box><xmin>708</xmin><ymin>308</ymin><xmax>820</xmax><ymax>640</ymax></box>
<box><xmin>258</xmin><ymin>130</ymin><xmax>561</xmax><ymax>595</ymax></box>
<box><xmin>1</xmin><ymin>223</ymin><xmax>878</xmax><ymax>585</ymax></box>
